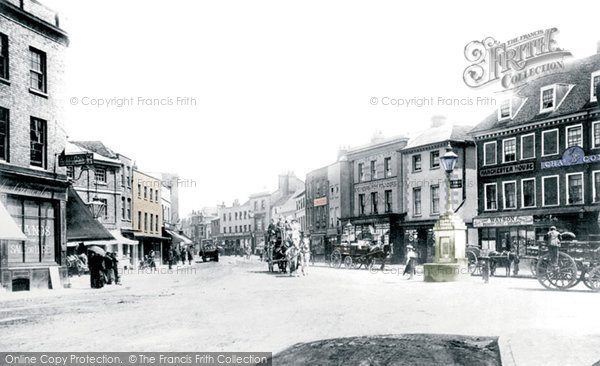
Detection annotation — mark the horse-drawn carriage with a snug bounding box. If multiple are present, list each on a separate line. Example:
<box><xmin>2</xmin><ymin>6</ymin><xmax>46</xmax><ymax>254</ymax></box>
<box><xmin>534</xmin><ymin>240</ymin><xmax>600</xmax><ymax>291</ymax></box>
<box><xmin>465</xmin><ymin>245</ymin><xmax>517</xmax><ymax>277</ymax></box>
<box><xmin>329</xmin><ymin>240</ymin><xmax>389</xmax><ymax>269</ymax></box>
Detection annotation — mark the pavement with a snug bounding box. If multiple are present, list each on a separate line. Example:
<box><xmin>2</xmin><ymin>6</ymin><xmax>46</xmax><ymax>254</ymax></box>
<box><xmin>0</xmin><ymin>257</ymin><xmax>599</xmax><ymax>365</ymax></box>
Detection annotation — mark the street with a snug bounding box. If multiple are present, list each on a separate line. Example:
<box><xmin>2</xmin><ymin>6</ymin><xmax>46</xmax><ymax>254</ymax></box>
<box><xmin>1</xmin><ymin>257</ymin><xmax>600</xmax><ymax>365</ymax></box>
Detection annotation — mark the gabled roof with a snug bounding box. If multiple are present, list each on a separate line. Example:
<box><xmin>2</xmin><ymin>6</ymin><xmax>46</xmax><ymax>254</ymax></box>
<box><xmin>71</xmin><ymin>141</ymin><xmax>118</xmax><ymax>159</ymax></box>
<box><xmin>65</xmin><ymin>141</ymin><xmax>121</xmax><ymax>165</ymax></box>
<box><xmin>405</xmin><ymin>124</ymin><xmax>474</xmax><ymax>150</ymax></box>
<box><xmin>471</xmin><ymin>52</ymin><xmax>600</xmax><ymax>134</ymax></box>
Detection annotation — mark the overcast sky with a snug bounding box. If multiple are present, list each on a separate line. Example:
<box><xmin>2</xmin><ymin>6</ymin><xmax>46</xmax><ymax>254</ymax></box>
<box><xmin>44</xmin><ymin>0</ymin><xmax>600</xmax><ymax>216</ymax></box>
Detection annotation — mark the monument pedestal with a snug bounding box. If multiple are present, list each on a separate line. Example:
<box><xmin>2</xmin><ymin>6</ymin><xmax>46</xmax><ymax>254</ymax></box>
<box><xmin>423</xmin><ymin>210</ymin><xmax>470</xmax><ymax>282</ymax></box>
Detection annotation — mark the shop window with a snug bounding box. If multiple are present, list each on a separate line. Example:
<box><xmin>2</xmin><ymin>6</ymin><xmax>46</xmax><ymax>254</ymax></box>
<box><xmin>431</xmin><ymin>185</ymin><xmax>440</xmax><ymax>214</ymax></box>
<box><xmin>503</xmin><ymin>181</ymin><xmax>517</xmax><ymax>209</ymax></box>
<box><xmin>412</xmin><ymin>155</ymin><xmax>422</xmax><ymax>172</ymax></box>
<box><xmin>483</xmin><ymin>141</ymin><xmax>496</xmax><ymax>166</ymax></box>
<box><xmin>521</xmin><ymin>133</ymin><xmax>535</xmax><ymax>159</ymax></box>
<box><xmin>5</xmin><ymin>197</ymin><xmax>56</xmax><ymax>264</ymax></box>
<box><xmin>430</xmin><ymin>150</ymin><xmax>440</xmax><ymax>169</ymax></box>
<box><xmin>484</xmin><ymin>183</ymin><xmax>497</xmax><ymax>211</ymax></box>
<box><xmin>566</xmin><ymin>173</ymin><xmax>583</xmax><ymax>204</ymax></box>
<box><xmin>385</xmin><ymin>190</ymin><xmax>392</xmax><ymax>213</ymax></box>
<box><xmin>502</xmin><ymin>138</ymin><xmax>516</xmax><ymax>163</ymax></box>
<box><xmin>0</xmin><ymin>107</ymin><xmax>7</xmax><ymax>161</ymax></box>
<box><xmin>542</xmin><ymin>129</ymin><xmax>559</xmax><ymax>156</ymax></box>
<box><xmin>521</xmin><ymin>178</ymin><xmax>536</xmax><ymax>208</ymax></box>
<box><xmin>566</xmin><ymin>125</ymin><xmax>583</xmax><ymax>148</ymax></box>
<box><xmin>413</xmin><ymin>187</ymin><xmax>422</xmax><ymax>216</ymax></box>
<box><xmin>542</xmin><ymin>176</ymin><xmax>559</xmax><ymax>206</ymax></box>
<box><xmin>481</xmin><ymin>228</ymin><xmax>496</xmax><ymax>252</ymax></box>
<box><xmin>371</xmin><ymin>192</ymin><xmax>378</xmax><ymax>214</ymax></box>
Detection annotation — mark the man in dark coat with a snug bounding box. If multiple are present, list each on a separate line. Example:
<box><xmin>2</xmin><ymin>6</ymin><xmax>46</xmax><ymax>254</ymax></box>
<box><xmin>88</xmin><ymin>252</ymin><xmax>105</xmax><ymax>289</ymax></box>
<box><xmin>168</xmin><ymin>248</ymin><xmax>174</xmax><ymax>270</ymax></box>
<box><xmin>104</xmin><ymin>253</ymin><xmax>114</xmax><ymax>285</ymax></box>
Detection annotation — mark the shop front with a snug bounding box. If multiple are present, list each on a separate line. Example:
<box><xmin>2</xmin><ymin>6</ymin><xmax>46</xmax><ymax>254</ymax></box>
<box><xmin>343</xmin><ymin>213</ymin><xmax>404</xmax><ymax>264</ymax></box>
<box><xmin>400</xmin><ymin>221</ymin><xmax>436</xmax><ymax>264</ymax></box>
<box><xmin>0</xmin><ymin>168</ymin><xmax>70</xmax><ymax>291</ymax></box>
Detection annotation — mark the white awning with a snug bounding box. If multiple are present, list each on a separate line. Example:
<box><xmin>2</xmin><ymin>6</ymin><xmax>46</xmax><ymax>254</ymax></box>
<box><xmin>0</xmin><ymin>200</ymin><xmax>27</xmax><ymax>241</ymax></box>
<box><xmin>67</xmin><ymin>230</ymin><xmax>139</xmax><ymax>247</ymax></box>
<box><xmin>165</xmin><ymin>229</ymin><xmax>193</xmax><ymax>245</ymax></box>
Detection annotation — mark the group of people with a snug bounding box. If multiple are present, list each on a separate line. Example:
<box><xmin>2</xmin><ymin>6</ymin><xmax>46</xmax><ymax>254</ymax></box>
<box><xmin>167</xmin><ymin>246</ymin><xmax>194</xmax><ymax>269</ymax></box>
<box><xmin>76</xmin><ymin>243</ymin><xmax>120</xmax><ymax>289</ymax></box>
<box><xmin>266</xmin><ymin>217</ymin><xmax>311</xmax><ymax>276</ymax></box>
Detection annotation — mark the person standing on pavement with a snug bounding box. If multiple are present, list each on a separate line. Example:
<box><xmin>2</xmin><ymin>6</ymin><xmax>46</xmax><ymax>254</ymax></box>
<box><xmin>547</xmin><ymin>226</ymin><xmax>562</xmax><ymax>265</ymax></box>
<box><xmin>168</xmin><ymin>247</ymin><xmax>174</xmax><ymax>269</ymax></box>
<box><xmin>403</xmin><ymin>245</ymin><xmax>418</xmax><ymax>280</ymax></box>
<box><xmin>188</xmin><ymin>246</ymin><xmax>193</xmax><ymax>265</ymax></box>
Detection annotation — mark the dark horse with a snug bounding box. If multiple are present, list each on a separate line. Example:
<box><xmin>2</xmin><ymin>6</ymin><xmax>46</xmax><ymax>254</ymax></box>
<box><xmin>488</xmin><ymin>250</ymin><xmax>517</xmax><ymax>277</ymax></box>
<box><xmin>274</xmin><ymin>241</ymin><xmax>288</xmax><ymax>273</ymax></box>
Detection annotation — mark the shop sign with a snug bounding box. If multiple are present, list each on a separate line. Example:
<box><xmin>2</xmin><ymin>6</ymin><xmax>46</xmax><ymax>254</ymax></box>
<box><xmin>450</xmin><ymin>179</ymin><xmax>462</xmax><ymax>188</ymax></box>
<box><xmin>479</xmin><ymin>162</ymin><xmax>534</xmax><ymax>177</ymax></box>
<box><xmin>355</xmin><ymin>179</ymin><xmax>397</xmax><ymax>193</ymax></box>
<box><xmin>58</xmin><ymin>152</ymin><xmax>93</xmax><ymax>167</ymax></box>
<box><xmin>473</xmin><ymin>215</ymin><xmax>534</xmax><ymax>228</ymax></box>
<box><xmin>541</xmin><ymin>146</ymin><xmax>600</xmax><ymax>169</ymax></box>
<box><xmin>313</xmin><ymin>197</ymin><xmax>327</xmax><ymax>207</ymax></box>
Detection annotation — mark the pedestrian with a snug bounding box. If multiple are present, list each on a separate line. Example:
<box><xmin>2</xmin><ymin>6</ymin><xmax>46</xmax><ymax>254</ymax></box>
<box><xmin>299</xmin><ymin>232</ymin><xmax>311</xmax><ymax>276</ymax></box>
<box><xmin>88</xmin><ymin>252</ymin><xmax>105</xmax><ymax>289</ymax></box>
<box><xmin>547</xmin><ymin>226</ymin><xmax>562</xmax><ymax>265</ymax></box>
<box><xmin>168</xmin><ymin>247</ymin><xmax>174</xmax><ymax>270</ymax></box>
<box><xmin>104</xmin><ymin>253</ymin><xmax>115</xmax><ymax>285</ymax></box>
<box><xmin>187</xmin><ymin>247</ymin><xmax>193</xmax><ymax>265</ymax></box>
<box><xmin>111</xmin><ymin>253</ymin><xmax>121</xmax><ymax>285</ymax></box>
<box><xmin>180</xmin><ymin>247</ymin><xmax>187</xmax><ymax>265</ymax></box>
<box><xmin>481</xmin><ymin>256</ymin><xmax>490</xmax><ymax>283</ymax></box>
<box><xmin>403</xmin><ymin>245</ymin><xmax>418</xmax><ymax>280</ymax></box>
<box><xmin>149</xmin><ymin>250</ymin><xmax>157</xmax><ymax>270</ymax></box>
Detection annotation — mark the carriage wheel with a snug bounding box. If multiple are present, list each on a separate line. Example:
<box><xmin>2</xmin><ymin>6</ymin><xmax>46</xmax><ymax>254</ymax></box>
<box><xmin>330</xmin><ymin>250</ymin><xmax>342</xmax><ymax>269</ymax></box>
<box><xmin>583</xmin><ymin>265</ymin><xmax>600</xmax><ymax>292</ymax></box>
<box><xmin>466</xmin><ymin>251</ymin><xmax>478</xmax><ymax>275</ymax></box>
<box><xmin>536</xmin><ymin>253</ymin><xmax>578</xmax><ymax>290</ymax></box>
<box><xmin>343</xmin><ymin>256</ymin><xmax>353</xmax><ymax>269</ymax></box>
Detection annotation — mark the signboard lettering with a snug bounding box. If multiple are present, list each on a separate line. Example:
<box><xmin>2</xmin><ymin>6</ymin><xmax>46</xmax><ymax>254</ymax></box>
<box><xmin>314</xmin><ymin>197</ymin><xmax>327</xmax><ymax>207</ymax></box>
<box><xmin>450</xmin><ymin>179</ymin><xmax>462</xmax><ymax>189</ymax></box>
<box><xmin>541</xmin><ymin>146</ymin><xmax>600</xmax><ymax>169</ymax></box>
<box><xmin>355</xmin><ymin>179</ymin><xmax>397</xmax><ymax>193</ymax></box>
<box><xmin>473</xmin><ymin>215</ymin><xmax>534</xmax><ymax>228</ymax></box>
<box><xmin>58</xmin><ymin>152</ymin><xmax>94</xmax><ymax>167</ymax></box>
<box><xmin>479</xmin><ymin>162</ymin><xmax>534</xmax><ymax>177</ymax></box>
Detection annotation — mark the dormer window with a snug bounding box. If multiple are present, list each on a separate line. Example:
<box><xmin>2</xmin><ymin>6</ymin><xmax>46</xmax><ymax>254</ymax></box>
<box><xmin>591</xmin><ymin>70</ymin><xmax>600</xmax><ymax>103</ymax></box>
<box><xmin>499</xmin><ymin>99</ymin><xmax>511</xmax><ymax>120</ymax></box>
<box><xmin>540</xmin><ymin>85</ymin><xmax>556</xmax><ymax>113</ymax></box>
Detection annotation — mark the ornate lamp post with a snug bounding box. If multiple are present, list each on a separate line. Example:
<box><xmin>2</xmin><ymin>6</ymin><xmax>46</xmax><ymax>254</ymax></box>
<box><xmin>424</xmin><ymin>143</ymin><xmax>470</xmax><ymax>282</ymax></box>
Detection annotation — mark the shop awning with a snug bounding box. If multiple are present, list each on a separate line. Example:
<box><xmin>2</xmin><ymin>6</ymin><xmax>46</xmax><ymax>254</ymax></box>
<box><xmin>110</xmin><ymin>230</ymin><xmax>139</xmax><ymax>245</ymax></box>
<box><xmin>66</xmin><ymin>230</ymin><xmax>139</xmax><ymax>247</ymax></box>
<box><xmin>164</xmin><ymin>229</ymin><xmax>193</xmax><ymax>244</ymax></box>
<box><xmin>0</xmin><ymin>199</ymin><xmax>27</xmax><ymax>241</ymax></box>
<box><xmin>134</xmin><ymin>232</ymin><xmax>169</xmax><ymax>240</ymax></box>
<box><xmin>66</xmin><ymin>186</ymin><xmax>115</xmax><ymax>242</ymax></box>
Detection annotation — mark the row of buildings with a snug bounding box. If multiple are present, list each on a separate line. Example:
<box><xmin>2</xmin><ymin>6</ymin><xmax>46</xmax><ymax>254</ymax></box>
<box><xmin>184</xmin><ymin>46</ymin><xmax>600</xmax><ymax>265</ymax></box>
<box><xmin>0</xmin><ymin>0</ymin><xmax>188</xmax><ymax>292</ymax></box>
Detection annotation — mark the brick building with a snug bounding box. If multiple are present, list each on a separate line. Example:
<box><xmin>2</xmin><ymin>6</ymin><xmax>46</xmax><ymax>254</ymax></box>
<box><xmin>471</xmin><ymin>50</ymin><xmax>600</xmax><ymax>258</ymax></box>
<box><xmin>0</xmin><ymin>0</ymin><xmax>70</xmax><ymax>291</ymax></box>
<box><xmin>132</xmin><ymin>170</ymin><xmax>165</xmax><ymax>264</ymax></box>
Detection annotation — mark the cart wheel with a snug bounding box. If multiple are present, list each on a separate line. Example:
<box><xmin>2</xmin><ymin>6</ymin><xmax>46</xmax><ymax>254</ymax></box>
<box><xmin>536</xmin><ymin>252</ymin><xmax>578</xmax><ymax>290</ymax></box>
<box><xmin>583</xmin><ymin>265</ymin><xmax>600</xmax><ymax>291</ymax></box>
<box><xmin>330</xmin><ymin>250</ymin><xmax>342</xmax><ymax>269</ymax></box>
<box><xmin>343</xmin><ymin>256</ymin><xmax>353</xmax><ymax>269</ymax></box>
<box><xmin>466</xmin><ymin>250</ymin><xmax>478</xmax><ymax>275</ymax></box>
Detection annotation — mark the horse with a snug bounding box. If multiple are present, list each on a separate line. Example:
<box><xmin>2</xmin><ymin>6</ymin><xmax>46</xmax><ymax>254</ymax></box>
<box><xmin>488</xmin><ymin>250</ymin><xmax>514</xmax><ymax>277</ymax></box>
<box><xmin>286</xmin><ymin>243</ymin><xmax>300</xmax><ymax>277</ymax></box>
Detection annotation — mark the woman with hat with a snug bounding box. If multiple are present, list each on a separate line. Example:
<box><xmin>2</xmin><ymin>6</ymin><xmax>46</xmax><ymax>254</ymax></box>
<box><xmin>403</xmin><ymin>245</ymin><xmax>418</xmax><ymax>279</ymax></box>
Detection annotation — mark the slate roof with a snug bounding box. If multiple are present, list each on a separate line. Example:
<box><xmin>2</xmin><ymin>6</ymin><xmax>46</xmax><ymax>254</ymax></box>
<box><xmin>471</xmin><ymin>52</ymin><xmax>600</xmax><ymax>134</ymax></box>
<box><xmin>70</xmin><ymin>141</ymin><xmax>118</xmax><ymax>159</ymax></box>
<box><xmin>405</xmin><ymin>124</ymin><xmax>474</xmax><ymax>150</ymax></box>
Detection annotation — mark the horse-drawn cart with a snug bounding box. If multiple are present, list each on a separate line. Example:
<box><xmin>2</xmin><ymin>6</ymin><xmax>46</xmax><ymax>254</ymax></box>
<box><xmin>535</xmin><ymin>240</ymin><xmax>600</xmax><ymax>291</ymax></box>
<box><xmin>329</xmin><ymin>241</ymin><xmax>389</xmax><ymax>270</ymax></box>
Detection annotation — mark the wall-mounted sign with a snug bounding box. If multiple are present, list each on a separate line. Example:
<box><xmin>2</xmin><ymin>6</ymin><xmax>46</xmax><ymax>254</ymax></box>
<box><xmin>479</xmin><ymin>162</ymin><xmax>534</xmax><ymax>177</ymax></box>
<box><xmin>58</xmin><ymin>152</ymin><xmax>93</xmax><ymax>167</ymax></box>
<box><xmin>314</xmin><ymin>197</ymin><xmax>327</xmax><ymax>207</ymax></box>
<box><xmin>450</xmin><ymin>179</ymin><xmax>462</xmax><ymax>189</ymax></box>
<box><xmin>541</xmin><ymin>146</ymin><xmax>599</xmax><ymax>169</ymax></box>
<box><xmin>355</xmin><ymin>179</ymin><xmax>397</xmax><ymax>193</ymax></box>
<box><xmin>473</xmin><ymin>215</ymin><xmax>534</xmax><ymax>228</ymax></box>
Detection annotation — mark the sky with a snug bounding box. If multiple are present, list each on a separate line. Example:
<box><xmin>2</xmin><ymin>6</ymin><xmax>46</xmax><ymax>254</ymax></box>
<box><xmin>43</xmin><ymin>0</ymin><xmax>600</xmax><ymax>217</ymax></box>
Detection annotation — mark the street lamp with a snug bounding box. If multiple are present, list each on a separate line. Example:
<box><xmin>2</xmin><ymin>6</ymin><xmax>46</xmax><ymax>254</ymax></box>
<box><xmin>88</xmin><ymin>196</ymin><xmax>105</xmax><ymax>219</ymax></box>
<box><xmin>440</xmin><ymin>142</ymin><xmax>458</xmax><ymax>214</ymax></box>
